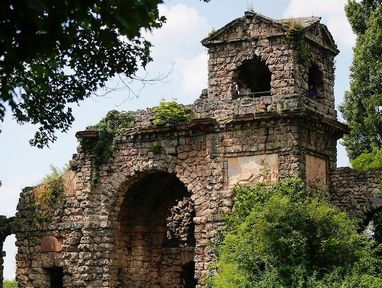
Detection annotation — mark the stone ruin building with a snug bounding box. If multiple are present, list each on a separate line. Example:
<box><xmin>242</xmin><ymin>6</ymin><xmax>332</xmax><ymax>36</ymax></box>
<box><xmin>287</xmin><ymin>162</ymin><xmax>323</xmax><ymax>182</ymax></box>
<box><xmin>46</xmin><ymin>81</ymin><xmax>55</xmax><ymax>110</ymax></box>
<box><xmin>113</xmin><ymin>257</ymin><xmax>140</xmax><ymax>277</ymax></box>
<box><xmin>0</xmin><ymin>11</ymin><xmax>381</xmax><ymax>288</ymax></box>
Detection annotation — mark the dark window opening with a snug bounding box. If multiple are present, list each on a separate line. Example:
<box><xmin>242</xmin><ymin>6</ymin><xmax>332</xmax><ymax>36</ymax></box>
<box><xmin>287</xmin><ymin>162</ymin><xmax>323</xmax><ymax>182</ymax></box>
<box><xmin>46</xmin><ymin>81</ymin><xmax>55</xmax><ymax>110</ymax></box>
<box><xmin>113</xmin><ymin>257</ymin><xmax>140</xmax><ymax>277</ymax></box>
<box><xmin>181</xmin><ymin>261</ymin><xmax>197</xmax><ymax>288</ymax></box>
<box><xmin>307</xmin><ymin>64</ymin><xmax>323</xmax><ymax>99</ymax></box>
<box><xmin>233</xmin><ymin>57</ymin><xmax>271</xmax><ymax>99</ymax></box>
<box><xmin>46</xmin><ymin>267</ymin><xmax>63</xmax><ymax>288</ymax></box>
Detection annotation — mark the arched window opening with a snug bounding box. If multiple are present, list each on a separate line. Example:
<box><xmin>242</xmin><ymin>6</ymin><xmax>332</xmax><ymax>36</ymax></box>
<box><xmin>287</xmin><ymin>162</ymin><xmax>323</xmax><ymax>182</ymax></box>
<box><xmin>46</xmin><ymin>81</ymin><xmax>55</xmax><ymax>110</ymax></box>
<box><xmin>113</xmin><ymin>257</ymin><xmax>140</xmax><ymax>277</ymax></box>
<box><xmin>116</xmin><ymin>172</ymin><xmax>196</xmax><ymax>287</ymax></box>
<box><xmin>307</xmin><ymin>64</ymin><xmax>324</xmax><ymax>99</ymax></box>
<box><xmin>233</xmin><ymin>57</ymin><xmax>271</xmax><ymax>99</ymax></box>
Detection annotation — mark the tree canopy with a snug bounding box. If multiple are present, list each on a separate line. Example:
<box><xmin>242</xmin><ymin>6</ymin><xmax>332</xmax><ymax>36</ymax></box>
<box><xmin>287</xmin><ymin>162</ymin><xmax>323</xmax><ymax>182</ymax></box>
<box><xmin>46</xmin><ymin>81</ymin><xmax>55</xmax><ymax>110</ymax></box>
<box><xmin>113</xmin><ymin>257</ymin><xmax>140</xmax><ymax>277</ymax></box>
<box><xmin>0</xmin><ymin>0</ymin><xmax>208</xmax><ymax>147</ymax></box>
<box><xmin>209</xmin><ymin>178</ymin><xmax>382</xmax><ymax>288</ymax></box>
<box><xmin>341</xmin><ymin>0</ymin><xmax>382</xmax><ymax>160</ymax></box>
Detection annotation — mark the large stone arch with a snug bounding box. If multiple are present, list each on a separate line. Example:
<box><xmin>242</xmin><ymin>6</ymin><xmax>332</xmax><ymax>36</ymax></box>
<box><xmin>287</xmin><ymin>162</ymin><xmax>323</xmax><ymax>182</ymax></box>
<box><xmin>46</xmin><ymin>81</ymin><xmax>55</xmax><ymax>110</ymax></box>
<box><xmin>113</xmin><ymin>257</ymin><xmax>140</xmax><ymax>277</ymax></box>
<box><xmin>107</xmin><ymin>163</ymin><xmax>200</xmax><ymax>288</ymax></box>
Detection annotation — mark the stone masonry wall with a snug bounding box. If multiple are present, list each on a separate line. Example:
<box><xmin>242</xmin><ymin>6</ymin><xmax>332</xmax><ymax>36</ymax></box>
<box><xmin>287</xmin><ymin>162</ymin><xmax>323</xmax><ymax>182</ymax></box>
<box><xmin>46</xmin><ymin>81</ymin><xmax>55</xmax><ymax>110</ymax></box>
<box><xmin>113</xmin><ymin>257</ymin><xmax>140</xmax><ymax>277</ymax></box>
<box><xmin>330</xmin><ymin>168</ymin><xmax>382</xmax><ymax>221</ymax></box>
<box><xmin>15</xmin><ymin>110</ymin><xmax>337</xmax><ymax>287</ymax></box>
<box><xmin>14</xmin><ymin>11</ymin><xmax>349</xmax><ymax>288</ymax></box>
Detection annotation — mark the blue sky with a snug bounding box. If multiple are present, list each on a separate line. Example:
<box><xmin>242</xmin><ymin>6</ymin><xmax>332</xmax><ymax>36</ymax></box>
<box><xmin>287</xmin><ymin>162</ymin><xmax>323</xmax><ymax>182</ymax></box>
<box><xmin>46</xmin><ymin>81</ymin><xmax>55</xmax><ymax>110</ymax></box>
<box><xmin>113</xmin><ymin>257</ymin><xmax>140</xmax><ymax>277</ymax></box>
<box><xmin>0</xmin><ymin>0</ymin><xmax>355</xmax><ymax>279</ymax></box>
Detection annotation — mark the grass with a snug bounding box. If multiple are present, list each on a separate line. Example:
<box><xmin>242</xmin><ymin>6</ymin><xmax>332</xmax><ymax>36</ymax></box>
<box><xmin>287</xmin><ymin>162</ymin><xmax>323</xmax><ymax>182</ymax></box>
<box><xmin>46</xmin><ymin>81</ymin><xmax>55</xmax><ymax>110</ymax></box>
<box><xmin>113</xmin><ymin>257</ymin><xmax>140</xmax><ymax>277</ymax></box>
<box><xmin>4</xmin><ymin>280</ymin><xmax>17</xmax><ymax>288</ymax></box>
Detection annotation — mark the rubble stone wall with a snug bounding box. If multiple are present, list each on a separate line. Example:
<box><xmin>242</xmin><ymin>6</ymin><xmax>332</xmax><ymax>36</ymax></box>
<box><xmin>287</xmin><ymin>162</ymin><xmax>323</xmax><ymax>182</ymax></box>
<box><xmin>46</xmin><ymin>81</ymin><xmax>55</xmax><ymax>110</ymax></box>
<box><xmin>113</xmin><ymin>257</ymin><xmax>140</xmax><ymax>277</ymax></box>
<box><xmin>330</xmin><ymin>167</ymin><xmax>382</xmax><ymax>220</ymax></box>
<box><xmin>13</xmin><ymin>11</ymin><xmax>360</xmax><ymax>288</ymax></box>
<box><xmin>15</xmin><ymin>112</ymin><xmax>340</xmax><ymax>287</ymax></box>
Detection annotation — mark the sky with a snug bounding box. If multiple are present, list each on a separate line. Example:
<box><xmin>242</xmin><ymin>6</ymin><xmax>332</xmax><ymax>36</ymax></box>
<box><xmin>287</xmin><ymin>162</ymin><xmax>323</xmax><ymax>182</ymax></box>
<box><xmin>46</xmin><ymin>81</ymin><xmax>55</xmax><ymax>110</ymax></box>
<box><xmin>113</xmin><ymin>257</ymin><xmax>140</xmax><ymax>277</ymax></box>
<box><xmin>0</xmin><ymin>0</ymin><xmax>355</xmax><ymax>280</ymax></box>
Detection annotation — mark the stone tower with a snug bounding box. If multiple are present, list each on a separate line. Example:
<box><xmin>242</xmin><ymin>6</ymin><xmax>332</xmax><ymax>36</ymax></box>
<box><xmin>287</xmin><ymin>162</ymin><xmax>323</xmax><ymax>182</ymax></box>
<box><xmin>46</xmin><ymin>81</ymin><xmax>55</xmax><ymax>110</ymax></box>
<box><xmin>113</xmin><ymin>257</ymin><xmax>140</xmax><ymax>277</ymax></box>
<box><xmin>16</xmin><ymin>11</ymin><xmax>382</xmax><ymax>288</ymax></box>
<box><xmin>198</xmin><ymin>11</ymin><xmax>346</xmax><ymax>187</ymax></box>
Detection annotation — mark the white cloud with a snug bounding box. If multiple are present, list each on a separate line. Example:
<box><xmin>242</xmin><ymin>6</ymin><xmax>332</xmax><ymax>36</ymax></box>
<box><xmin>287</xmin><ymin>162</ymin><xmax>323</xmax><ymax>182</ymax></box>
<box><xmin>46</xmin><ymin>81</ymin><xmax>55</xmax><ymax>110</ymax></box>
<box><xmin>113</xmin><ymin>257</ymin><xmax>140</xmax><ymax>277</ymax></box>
<box><xmin>284</xmin><ymin>0</ymin><xmax>355</xmax><ymax>47</ymax></box>
<box><xmin>176</xmin><ymin>52</ymin><xmax>208</xmax><ymax>94</ymax></box>
<box><xmin>136</xmin><ymin>4</ymin><xmax>211</xmax><ymax>101</ymax></box>
<box><xmin>144</xmin><ymin>4</ymin><xmax>210</xmax><ymax>60</ymax></box>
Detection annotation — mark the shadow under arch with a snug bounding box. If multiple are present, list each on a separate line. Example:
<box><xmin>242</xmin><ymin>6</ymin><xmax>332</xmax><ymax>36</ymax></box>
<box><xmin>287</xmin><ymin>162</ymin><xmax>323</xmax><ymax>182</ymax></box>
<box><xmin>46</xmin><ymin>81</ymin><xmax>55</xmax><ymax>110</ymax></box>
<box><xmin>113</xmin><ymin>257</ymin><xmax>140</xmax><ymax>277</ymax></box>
<box><xmin>306</xmin><ymin>63</ymin><xmax>324</xmax><ymax>98</ymax></box>
<box><xmin>115</xmin><ymin>171</ymin><xmax>196</xmax><ymax>287</ymax></box>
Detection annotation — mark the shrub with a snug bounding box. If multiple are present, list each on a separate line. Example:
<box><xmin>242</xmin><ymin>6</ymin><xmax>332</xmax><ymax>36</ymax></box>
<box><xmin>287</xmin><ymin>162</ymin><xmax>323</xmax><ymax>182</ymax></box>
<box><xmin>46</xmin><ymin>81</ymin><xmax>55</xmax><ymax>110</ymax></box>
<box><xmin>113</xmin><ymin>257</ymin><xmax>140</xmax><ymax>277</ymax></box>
<box><xmin>209</xmin><ymin>177</ymin><xmax>382</xmax><ymax>288</ymax></box>
<box><xmin>351</xmin><ymin>147</ymin><xmax>382</xmax><ymax>171</ymax></box>
<box><xmin>33</xmin><ymin>166</ymin><xmax>65</xmax><ymax>225</ymax></box>
<box><xmin>152</xmin><ymin>100</ymin><xmax>191</xmax><ymax>127</ymax></box>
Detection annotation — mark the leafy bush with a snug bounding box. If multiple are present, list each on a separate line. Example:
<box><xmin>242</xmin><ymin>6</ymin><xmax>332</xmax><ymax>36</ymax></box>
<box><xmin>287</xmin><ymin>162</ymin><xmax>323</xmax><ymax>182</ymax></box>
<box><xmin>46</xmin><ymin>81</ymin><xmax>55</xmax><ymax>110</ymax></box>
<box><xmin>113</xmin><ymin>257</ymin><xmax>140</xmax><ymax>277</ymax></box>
<box><xmin>209</xmin><ymin>177</ymin><xmax>382</xmax><ymax>288</ymax></box>
<box><xmin>4</xmin><ymin>280</ymin><xmax>17</xmax><ymax>288</ymax></box>
<box><xmin>33</xmin><ymin>166</ymin><xmax>65</xmax><ymax>224</ymax></box>
<box><xmin>351</xmin><ymin>147</ymin><xmax>382</xmax><ymax>171</ymax></box>
<box><xmin>152</xmin><ymin>100</ymin><xmax>191</xmax><ymax>127</ymax></box>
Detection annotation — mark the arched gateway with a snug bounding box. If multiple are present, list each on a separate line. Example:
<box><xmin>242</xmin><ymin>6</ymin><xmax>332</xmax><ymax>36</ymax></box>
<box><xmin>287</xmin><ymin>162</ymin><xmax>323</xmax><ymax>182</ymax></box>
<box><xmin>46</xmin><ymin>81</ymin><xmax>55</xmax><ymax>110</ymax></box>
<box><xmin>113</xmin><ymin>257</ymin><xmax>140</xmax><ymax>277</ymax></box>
<box><xmin>115</xmin><ymin>172</ymin><xmax>196</xmax><ymax>287</ymax></box>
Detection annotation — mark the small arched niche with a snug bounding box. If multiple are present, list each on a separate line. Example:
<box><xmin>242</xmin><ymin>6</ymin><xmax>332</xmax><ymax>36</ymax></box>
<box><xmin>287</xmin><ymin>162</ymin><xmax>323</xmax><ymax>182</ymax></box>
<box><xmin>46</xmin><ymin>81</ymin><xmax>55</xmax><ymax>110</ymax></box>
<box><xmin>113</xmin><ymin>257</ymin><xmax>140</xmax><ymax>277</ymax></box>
<box><xmin>116</xmin><ymin>172</ymin><xmax>196</xmax><ymax>287</ymax></box>
<box><xmin>306</xmin><ymin>64</ymin><xmax>324</xmax><ymax>99</ymax></box>
<box><xmin>232</xmin><ymin>57</ymin><xmax>272</xmax><ymax>99</ymax></box>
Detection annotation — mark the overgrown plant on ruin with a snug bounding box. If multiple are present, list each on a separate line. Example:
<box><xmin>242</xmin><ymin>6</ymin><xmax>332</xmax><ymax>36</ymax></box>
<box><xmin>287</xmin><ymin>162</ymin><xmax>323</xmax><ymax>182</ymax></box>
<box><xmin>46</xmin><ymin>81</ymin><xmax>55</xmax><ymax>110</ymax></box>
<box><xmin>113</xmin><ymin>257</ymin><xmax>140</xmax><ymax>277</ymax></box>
<box><xmin>32</xmin><ymin>167</ymin><xmax>65</xmax><ymax>227</ymax></box>
<box><xmin>80</xmin><ymin>110</ymin><xmax>135</xmax><ymax>183</ymax></box>
<box><xmin>285</xmin><ymin>21</ymin><xmax>309</xmax><ymax>63</ymax></box>
<box><xmin>152</xmin><ymin>100</ymin><xmax>192</xmax><ymax>127</ymax></box>
<box><xmin>208</xmin><ymin>178</ymin><xmax>382</xmax><ymax>288</ymax></box>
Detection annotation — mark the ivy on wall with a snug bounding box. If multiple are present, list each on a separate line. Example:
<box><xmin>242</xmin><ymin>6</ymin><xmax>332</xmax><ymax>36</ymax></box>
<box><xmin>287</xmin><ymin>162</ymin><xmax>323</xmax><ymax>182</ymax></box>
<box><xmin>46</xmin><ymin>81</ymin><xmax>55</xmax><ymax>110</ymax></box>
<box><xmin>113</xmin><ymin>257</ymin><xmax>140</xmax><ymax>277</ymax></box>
<box><xmin>285</xmin><ymin>21</ymin><xmax>309</xmax><ymax>63</ymax></box>
<box><xmin>81</xmin><ymin>101</ymin><xmax>191</xmax><ymax>183</ymax></box>
<box><xmin>80</xmin><ymin>110</ymin><xmax>134</xmax><ymax>183</ymax></box>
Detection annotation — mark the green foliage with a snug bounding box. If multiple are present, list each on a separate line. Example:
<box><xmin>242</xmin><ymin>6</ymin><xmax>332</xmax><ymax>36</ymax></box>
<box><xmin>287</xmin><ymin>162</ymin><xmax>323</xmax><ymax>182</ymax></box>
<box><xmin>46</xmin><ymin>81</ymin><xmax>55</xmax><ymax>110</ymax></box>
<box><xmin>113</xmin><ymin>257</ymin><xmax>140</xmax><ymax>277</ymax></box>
<box><xmin>0</xmin><ymin>0</ymin><xmax>209</xmax><ymax>147</ymax></box>
<box><xmin>33</xmin><ymin>166</ymin><xmax>65</xmax><ymax>225</ymax></box>
<box><xmin>351</xmin><ymin>147</ymin><xmax>382</xmax><ymax>171</ymax></box>
<box><xmin>149</xmin><ymin>141</ymin><xmax>162</xmax><ymax>154</ymax></box>
<box><xmin>4</xmin><ymin>280</ymin><xmax>17</xmax><ymax>288</ymax></box>
<box><xmin>371</xmin><ymin>211</ymin><xmax>382</xmax><ymax>244</ymax></box>
<box><xmin>209</xmin><ymin>177</ymin><xmax>382</xmax><ymax>288</ymax></box>
<box><xmin>285</xmin><ymin>21</ymin><xmax>309</xmax><ymax>63</ymax></box>
<box><xmin>152</xmin><ymin>100</ymin><xmax>192</xmax><ymax>127</ymax></box>
<box><xmin>341</xmin><ymin>1</ymin><xmax>382</xmax><ymax>160</ymax></box>
<box><xmin>81</xmin><ymin>110</ymin><xmax>134</xmax><ymax>183</ymax></box>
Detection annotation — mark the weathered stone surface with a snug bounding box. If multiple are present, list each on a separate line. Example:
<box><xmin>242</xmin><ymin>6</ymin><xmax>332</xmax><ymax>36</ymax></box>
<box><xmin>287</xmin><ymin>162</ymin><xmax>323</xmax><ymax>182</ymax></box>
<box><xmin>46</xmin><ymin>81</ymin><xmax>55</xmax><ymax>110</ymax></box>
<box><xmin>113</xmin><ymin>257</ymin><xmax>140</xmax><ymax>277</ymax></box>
<box><xmin>330</xmin><ymin>168</ymin><xmax>382</xmax><ymax>220</ymax></box>
<box><xmin>306</xmin><ymin>154</ymin><xmax>327</xmax><ymax>187</ymax></box>
<box><xmin>12</xmin><ymin>11</ymin><xmax>373</xmax><ymax>288</ymax></box>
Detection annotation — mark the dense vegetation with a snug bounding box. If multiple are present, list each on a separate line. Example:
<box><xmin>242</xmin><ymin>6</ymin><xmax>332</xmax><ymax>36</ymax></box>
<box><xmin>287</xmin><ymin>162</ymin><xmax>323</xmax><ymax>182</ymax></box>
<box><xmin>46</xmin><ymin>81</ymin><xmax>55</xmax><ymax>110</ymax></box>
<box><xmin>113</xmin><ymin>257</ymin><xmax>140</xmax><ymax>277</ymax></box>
<box><xmin>209</xmin><ymin>177</ymin><xmax>382</xmax><ymax>287</ymax></box>
<box><xmin>341</xmin><ymin>0</ymin><xmax>382</xmax><ymax>164</ymax></box>
<box><xmin>351</xmin><ymin>147</ymin><xmax>382</xmax><ymax>172</ymax></box>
